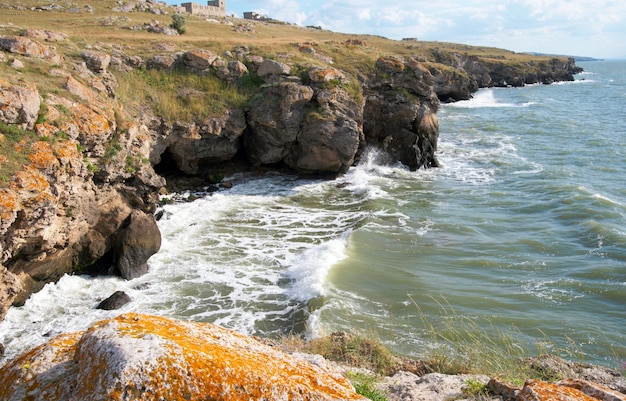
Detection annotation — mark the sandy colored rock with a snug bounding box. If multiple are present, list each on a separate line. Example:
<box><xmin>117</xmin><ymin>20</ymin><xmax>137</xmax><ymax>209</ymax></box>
<box><xmin>0</xmin><ymin>313</ymin><xmax>365</xmax><ymax>401</ymax></box>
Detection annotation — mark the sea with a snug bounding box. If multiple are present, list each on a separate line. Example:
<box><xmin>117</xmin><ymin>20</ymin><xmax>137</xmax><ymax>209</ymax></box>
<box><xmin>1</xmin><ymin>60</ymin><xmax>624</xmax><ymax>369</ymax></box>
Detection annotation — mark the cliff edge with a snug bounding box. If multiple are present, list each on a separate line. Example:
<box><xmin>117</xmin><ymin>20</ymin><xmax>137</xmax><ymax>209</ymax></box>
<box><xmin>0</xmin><ymin>0</ymin><xmax>581</xmax><ymax>323</ymax></box>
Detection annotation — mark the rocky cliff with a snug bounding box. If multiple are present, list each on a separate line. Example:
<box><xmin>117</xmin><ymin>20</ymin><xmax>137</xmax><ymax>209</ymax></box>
<box><xmin>0</xmin><ymin>6</ymin><xmax>581</xmax><ymax>324</ymax></box>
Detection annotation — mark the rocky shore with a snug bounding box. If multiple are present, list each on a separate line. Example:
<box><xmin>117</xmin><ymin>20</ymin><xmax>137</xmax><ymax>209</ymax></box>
<box><xmin>0</xmin><ymin>2</ymin><xmax>581</xmax><ymax>323</ymax></box>
<box><xmin>0</xmin><ymin>1</ymin><xmax>602</xmax><ymax>399</ymax></box>
<box><xmin>1</xmin><ymin>313</ymin><xmax>624</xmax><ymax>401</ymax></box>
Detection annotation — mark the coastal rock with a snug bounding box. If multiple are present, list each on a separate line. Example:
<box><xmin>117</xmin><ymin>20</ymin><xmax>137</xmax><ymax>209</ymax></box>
<box><xmin>114</xmin><ymin>210</ymin><xmax>161</xmax><ymax>279</ymax></box>
<box><xmin>158</xmin><ymin>109</ymin><xmax>247</xmax><ymax>175</ymax></box>
<box><xmin>95</xmin><ymin>290</ymin><xmax>131</xmax><ymax>310</ymax></box>
<box><xmin>378</xmin><ymin>371</ymin><xmax>491</xmax><ymax>401</ymax></box>
<box><xmin>0</xmin><ymin>313</ymin><xmax>365</xmax><ymax>401</ymax></box>
<box><xmin>0</xmin><ymin>80</ymin><xmax>41</xmax><ymax>130</ymax></box>
<box><xmin>0</xmin><ymin>266</ymin><xmax>21</xmax><ymax>321</ymax></box>
<box><xmin>519</xmin><ymin>379</ymin><xmax>625</xmax><ymax>401</ymax></box>
<box><xmin>364</xmin><ymin>57</ymin><xmax>440</xmax><ymax>170</ymax></box>
<box><xmin>527</xmin><ymin>354</ymin><xmax>626</xmax><ymax>394</ymax></box>
<box><xmin>245</xmin><ymin>81</ymin><xmax>315</xmax><ymax>166</ymax></box>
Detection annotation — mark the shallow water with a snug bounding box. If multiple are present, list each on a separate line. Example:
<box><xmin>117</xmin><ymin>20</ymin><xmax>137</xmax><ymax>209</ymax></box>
<box><xmin>1</xmin><ymin>60</ymin><xmax>624</xmax><ymax>368</ymax></box>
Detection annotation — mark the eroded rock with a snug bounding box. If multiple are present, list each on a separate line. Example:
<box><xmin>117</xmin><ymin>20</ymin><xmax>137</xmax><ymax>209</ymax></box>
<box><xmin>0</xmin><ymin>79</ymin><xmax>41</xmax><ymax>129</ymax></box>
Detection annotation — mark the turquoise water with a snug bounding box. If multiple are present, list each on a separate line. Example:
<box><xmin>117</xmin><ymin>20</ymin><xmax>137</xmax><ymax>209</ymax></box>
<box><xmin>1</xmin><ymin>61</ymin><xmax>624</xmax><ymax>368</ymax></box>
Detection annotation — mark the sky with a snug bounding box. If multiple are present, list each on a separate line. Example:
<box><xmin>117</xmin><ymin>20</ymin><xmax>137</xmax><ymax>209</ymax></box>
<box><xmin>186</xmin><ymin>0</ymin><xmax>626</xmax><ymax>59</ymax></box>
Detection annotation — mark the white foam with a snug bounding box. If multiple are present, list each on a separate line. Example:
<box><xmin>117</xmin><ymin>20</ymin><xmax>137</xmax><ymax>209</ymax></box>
<box><xmin>284</xmin><ymin>234</ymin><xmax>350</xmax><ymax>301</ymax></box>
<box><xmin>447</xmin><ymin>89</ymin><xmax>527</xmax><ymax>108</ymax></box>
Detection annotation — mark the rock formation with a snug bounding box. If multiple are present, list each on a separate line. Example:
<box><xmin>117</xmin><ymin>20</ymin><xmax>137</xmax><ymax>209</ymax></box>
<box><xmin>0</xmin><ymin>18</ymin><xmax>582</xmax><ymax>322</ymax></box>
<box><xmin>0</xmin><ymin>313</ymin><xmax>365</xmax><ymax>401</ymax></box>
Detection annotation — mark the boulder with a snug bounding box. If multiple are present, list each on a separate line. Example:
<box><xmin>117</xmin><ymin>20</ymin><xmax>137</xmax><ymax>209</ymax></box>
<box><xmin>95</xmin><ymin>290</ymin><xmax>131</xmax><ymax>310</ymax></box>
<box><xmin>81</xmin><ymin>50</ymin><xmax>111</xmax><ymax>73</ymax></box>
<box><xmin>114</xmin><ymin>210</ymin><xmax>161</xmax><ymax>279</ymax></box>
<box><xmin>257</xmin><ymin>59</ymin><xmax>291</xmax><ymax>78</ymax></box>
<box><xmin>308</xmin><ymin>66</ymin><xmax>346</xmax><ymax>83</ymax></box>
<box><xmin>147</xmin><ymin>54</ymin><xmax>177</xmax><ymax>70</ymax></box>
<box><xmin>0</xmin><ymin>35</ymin><xmax>59</xmax><ymax>63</ymax></box>
<box><xmin>0</xmin><ymin>79</ymin><xmax>41</xmax><ymax>129</ymax></box>
<box><xmin>227</xmin><ymin>60</ymin><xmax>248</xmax><ymax>78</ymax></box>
<box><xmin>0</xmin><ymin>313</ymin><xmax>365</xmax><ymax>401</ymax></box>
<box><xmin>184</xmin><ymin>49</ymin><xmax>218</xmax><ymax>70</ymax></box>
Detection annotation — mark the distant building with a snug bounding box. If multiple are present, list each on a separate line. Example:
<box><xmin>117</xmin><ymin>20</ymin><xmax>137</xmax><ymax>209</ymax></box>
<box><xmin>179</xmin><ymin>1</ymin><xmax>226</xmax><ymax>17</ymax></box>
<box><xmin>243</xmin><ymin>11</ymin><xmax>269</xmax><ymax>21</ymax></box>
<box><xmin>402</xmin><ymin>38</ymin><xmax>418</xmax><ymax>42</ymax></box>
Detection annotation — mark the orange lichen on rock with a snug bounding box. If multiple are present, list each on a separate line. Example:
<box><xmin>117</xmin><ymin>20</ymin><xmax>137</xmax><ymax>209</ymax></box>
<box><xmin>0</xmin><ymin>188</ymin><xmax>18</xmax><ymax>222</ymax></box>
<box><xmin>0</xmin><ymin>331</ymin><xmax>83</xmax><ymax>401</ymax></box>
<box><xmin>520</xmin><ymin>380</ymin><xmax>600</xmax><ymax>401</ymax></box>
<box><xmin>0</xmin><ymin>313</ymin><xmax>366</xmax><ymax>401</ymax></box>
<box><xmin>29</xmin><ymin>141</ymin><xmax>59</xmax><ymax>171</ymax></box>
<box><xmin>54</xmin><ymin>140</ymin><xmax>80</xmax><ymax>164</ymax></box>
<box><xmin>10</xmin><ymin>165</ymin><xmax>50</xmax><ymax>193</ymax></box>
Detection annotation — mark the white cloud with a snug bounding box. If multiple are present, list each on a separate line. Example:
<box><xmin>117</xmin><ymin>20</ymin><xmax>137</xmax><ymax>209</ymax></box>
<box><xmin>220</xmin><ymin>0</ymin><xmax>626</xmax><ymax>58</ymax></box>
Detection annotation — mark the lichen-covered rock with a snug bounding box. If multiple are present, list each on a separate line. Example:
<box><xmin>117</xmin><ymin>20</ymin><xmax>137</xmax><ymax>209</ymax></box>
<box><xmin>520</xmin><ymin>380</ymin><xmax>600</xmax><ymax>401</ymax></box>
<box><xmin>0</xmin><ymin>313</ymin><xmax>365</xmax><ymax>401</ymax></box>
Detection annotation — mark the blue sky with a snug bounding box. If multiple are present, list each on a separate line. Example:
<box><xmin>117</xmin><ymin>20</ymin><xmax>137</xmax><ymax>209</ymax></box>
<box><xmin>178</xmin><ymin>0</ymin><xmax>626</xmax><ymax>59</ymax></box>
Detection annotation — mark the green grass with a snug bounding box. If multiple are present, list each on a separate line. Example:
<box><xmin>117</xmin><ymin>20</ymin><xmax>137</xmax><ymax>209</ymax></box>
<box><xmin>348</xmin><ymin>372</ymin><xmax>388</xmax><ymax>401</ymax></box>
<box><xmin>411</xmin><ymin>295</ymin><xmax>586</xmax><ymax>385</ymax></box>
<box><xmin>0</xmin><ymin>123</ymin><xmax>37</xmax><ymax>184</ymax></box>
<box><xmin>115</xmin><ymin>67</ymin><xmax>260</xmax><ymax>121</ymax></box>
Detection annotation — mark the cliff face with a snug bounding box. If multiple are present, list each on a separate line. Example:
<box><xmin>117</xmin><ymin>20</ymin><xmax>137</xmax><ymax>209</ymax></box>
<box><xmin>0</xmin><ymin>24</ymin><xmax>581</xmax><ymax>322</ymax></box>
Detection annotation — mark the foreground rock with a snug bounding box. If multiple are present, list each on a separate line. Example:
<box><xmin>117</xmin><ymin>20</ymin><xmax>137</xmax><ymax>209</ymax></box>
<box><xmin>0</xmin><ymin>313</ymin><xmax>365</xmax><ymax>401</ymax></box>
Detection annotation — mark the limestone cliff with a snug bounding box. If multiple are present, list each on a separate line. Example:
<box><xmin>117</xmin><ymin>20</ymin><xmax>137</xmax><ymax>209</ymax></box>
<box><xmin>0</xmin><ymin>13</ymin><xmax>581</xmax><ymax>322</ymax></box>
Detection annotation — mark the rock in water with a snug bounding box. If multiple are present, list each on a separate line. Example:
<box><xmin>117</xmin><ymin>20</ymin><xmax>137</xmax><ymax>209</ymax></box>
<box><xmin>0</xmin><ymin>313</ymin><xmax>366</xmax><ymax>401</ymax></box>
<box><xmin>114</xmin><ymin>211</ymin><xmax>161</xmax><ymax>280</ymax></box>
<box><xmin>95</xmin><ymin>291</ymin><xmax>131</xmax><ymax>310</ymax></box>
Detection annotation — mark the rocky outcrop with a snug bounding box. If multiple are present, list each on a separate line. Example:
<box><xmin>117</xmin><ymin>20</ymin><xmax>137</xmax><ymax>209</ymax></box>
<box><xmin>0</xmin><ymin>79</ymin><xmax>41</xmax><ymax>130</ymax></box>
<box><xmin>0</xmin><ymin>28</ymin><xmax>583</xmax><ymax>321</ymax></box>
<box><xmin>0</xmin><ymin>313</ymin><xmax>365</xmax><ymax>401</ymax></box>
<box><xmin>245</xmin><ymin>74</ymin><xmax>363</xmax><ymax>175</ymax></box>
<box><xmin>428</xmin><ymin>50</ymin><xmax>582</xmax><ymax>101</ymax></box>
<box><xmin>363</xmin><ymin>56</ymin><xmax>440</xmax><ymax>170</ymax></box>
